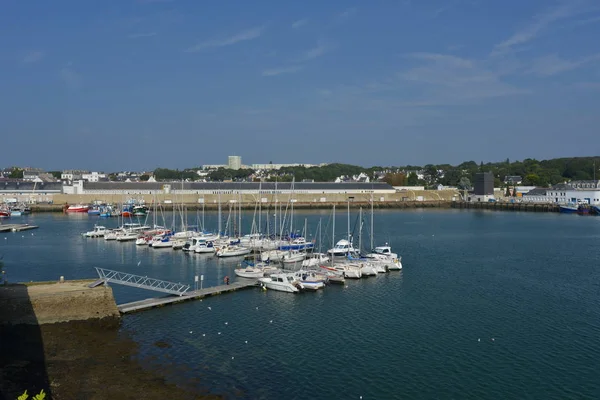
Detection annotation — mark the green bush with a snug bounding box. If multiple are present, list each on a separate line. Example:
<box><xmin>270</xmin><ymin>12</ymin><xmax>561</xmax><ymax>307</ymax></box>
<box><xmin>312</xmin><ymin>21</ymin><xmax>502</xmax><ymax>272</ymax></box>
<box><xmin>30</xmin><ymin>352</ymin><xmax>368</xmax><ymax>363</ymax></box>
<box><xmin>17</xmin><ymin>389</ymin><xmax>46</xmax><ymax>400</ymax></box>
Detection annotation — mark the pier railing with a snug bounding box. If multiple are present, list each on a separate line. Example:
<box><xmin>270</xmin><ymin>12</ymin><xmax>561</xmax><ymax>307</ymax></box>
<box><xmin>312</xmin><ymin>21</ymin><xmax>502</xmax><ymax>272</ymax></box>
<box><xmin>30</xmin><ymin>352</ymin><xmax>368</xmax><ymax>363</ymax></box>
<box><xmin>94</xmin><ymin>267</ymin><xmax>190</xmax><ymax>296</ymax></box>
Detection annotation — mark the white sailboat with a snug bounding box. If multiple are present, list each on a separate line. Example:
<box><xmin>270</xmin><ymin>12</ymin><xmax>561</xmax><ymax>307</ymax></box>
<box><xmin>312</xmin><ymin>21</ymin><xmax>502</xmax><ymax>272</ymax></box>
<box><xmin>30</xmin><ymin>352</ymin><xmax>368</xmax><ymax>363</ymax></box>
<box><xmin>363</xmin><ymin>193</ymin><xmax>402</xmax><ymax>270</ymax></box>
<box><xmin>216</xmin><ymin>244</ymin><xmax>251</xmax><ymax>257</ymax></box>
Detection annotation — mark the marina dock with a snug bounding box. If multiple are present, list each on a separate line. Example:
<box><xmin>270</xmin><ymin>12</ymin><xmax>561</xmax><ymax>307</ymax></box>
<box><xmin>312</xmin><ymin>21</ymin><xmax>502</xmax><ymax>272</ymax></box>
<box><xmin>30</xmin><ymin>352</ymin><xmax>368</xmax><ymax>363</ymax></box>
<box><xmin>0</xmin><ymin>224</ymin><xmax>39</xmax><ymax>232</ymax></box>
<box><xmin>117</xmin><ymin>280</ymin><xmax>259</xmax><ymax>314</ymax></box>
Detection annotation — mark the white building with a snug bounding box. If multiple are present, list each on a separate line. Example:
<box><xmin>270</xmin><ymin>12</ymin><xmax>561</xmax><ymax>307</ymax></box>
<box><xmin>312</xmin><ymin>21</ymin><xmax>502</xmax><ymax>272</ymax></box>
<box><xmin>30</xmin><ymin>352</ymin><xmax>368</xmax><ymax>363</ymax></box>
<box><xmin>81</xmin><ymin>172</ymin><xmax>106</xmax><ymax>182</ymax></box>
<box><xmin>228</xmin><ymin>156</ymin><xmax>242</xmax><ymax>170</ymax></box>
<box><xmin>546</xmin><ymin>188</ymin><xmax>600</xmax><ymax>205</ymax></box>
<box><xmin>523</xmin><ymin>181</ymin><xmax>600</xmax><ymax>204</ymax></box>
<box><xmin>61</xmin><ymin>170</ymin><xmax>86</xmax><ymax>181</ymax></box>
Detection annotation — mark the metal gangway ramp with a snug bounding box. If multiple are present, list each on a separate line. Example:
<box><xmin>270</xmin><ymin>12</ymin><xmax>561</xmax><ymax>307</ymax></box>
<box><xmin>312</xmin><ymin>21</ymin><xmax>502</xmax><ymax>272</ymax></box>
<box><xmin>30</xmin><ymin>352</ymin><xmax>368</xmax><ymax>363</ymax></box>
<box><xmin>94</xmin><ymin>267</ymin><xmax>190</xmax><ymax>296</ymax></box>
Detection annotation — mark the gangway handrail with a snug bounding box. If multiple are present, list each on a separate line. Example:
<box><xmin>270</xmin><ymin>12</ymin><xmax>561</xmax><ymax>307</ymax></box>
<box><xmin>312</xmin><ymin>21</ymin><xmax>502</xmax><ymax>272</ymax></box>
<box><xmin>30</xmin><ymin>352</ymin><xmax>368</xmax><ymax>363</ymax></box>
<box><xmin>94</xmin><ymin>267</ymin><xmax>190</xmax><ymax>296</ymax></box>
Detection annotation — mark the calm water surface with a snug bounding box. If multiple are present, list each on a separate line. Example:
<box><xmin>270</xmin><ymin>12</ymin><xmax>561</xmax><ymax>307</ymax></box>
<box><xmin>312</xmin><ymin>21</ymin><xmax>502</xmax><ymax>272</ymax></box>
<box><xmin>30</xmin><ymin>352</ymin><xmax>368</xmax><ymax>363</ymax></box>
<box><xmin>2</xmin><ymin>210</ymin><xmax>600</xmax><ymax>399</ymax></box>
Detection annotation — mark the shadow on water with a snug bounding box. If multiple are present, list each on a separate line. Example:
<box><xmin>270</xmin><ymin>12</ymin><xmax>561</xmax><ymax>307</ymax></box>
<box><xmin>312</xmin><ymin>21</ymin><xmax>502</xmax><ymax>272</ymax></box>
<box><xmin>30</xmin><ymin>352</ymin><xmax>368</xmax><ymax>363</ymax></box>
<box><xmin>0</xmin><ymin>282</ymin><xmax>51</xmax><ymax>400</ymax></box>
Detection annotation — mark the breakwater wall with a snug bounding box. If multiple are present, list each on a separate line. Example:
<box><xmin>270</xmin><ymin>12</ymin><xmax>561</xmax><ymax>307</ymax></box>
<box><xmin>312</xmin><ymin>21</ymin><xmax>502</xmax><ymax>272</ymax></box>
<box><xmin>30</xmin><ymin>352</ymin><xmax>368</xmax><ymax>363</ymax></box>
<box><xmin>451</xmin><ymin>201</ymin><xmax>560</xmax><ymax>212</ymax></box>
<box><xmin>0</xmin><ymin>280</ymin><xmax>120</xmax><ymax>325</ymax></box>
<box><xmin>32</xmin><ymin>199</ymin><xmax>453</xmax><ymax>212</ymax></box>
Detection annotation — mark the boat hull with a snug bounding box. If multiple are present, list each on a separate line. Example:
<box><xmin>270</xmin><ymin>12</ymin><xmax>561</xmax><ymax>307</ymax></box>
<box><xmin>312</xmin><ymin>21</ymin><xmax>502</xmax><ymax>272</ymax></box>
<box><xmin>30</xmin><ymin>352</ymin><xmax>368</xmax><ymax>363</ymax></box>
<box><xmin>258</xmin><ymin>279</ymin><xmax>299</xmax><ymax>293</ymax></box>
<box><xmin>66</xmin><ymin>206</ymin><xmax>89</xmax><ymax>213</ymax></box>
<box><xmin>234</xmin><ymin>269</ymin><xmax>264</xmax><ymax>278</ymax></box>
<box><xmin>559</xmin><ymin>205</ymin><xmax>578</xmax><ymax>214</ymax></box>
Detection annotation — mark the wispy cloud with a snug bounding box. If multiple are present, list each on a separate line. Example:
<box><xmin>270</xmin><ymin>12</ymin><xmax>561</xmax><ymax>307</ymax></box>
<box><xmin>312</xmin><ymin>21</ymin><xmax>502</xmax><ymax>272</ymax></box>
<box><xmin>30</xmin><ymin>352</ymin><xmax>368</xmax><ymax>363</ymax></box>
<box><xmin>22</xmin><ymin>51</ymin><xmax>44</xmax><ymax>64</ymax></box>
<box><xmin>337</xmin><ymin>7</ymin><xmax>357</xmax><ymax>19</ymax></box>
<box><xmin>574</xmin><ymin>15</ymin><xmax>600</xmax><ymax>25</ymax></box>
<box><xmin>398</xmin><ymin>52</ymin><xmax>528</xmax><ymax>103</ymax></box>
<box><xmin>296</xmin><ymin>41</ymin><xmax>330</xmax><ymax>63</ymax></box>
<box><xmin>262</xmin><ymin>65</ymin><xmax>303</xmax><ymax>77</ymax></box>
<box><xmin>60</xmin><ymin>65</ymin><xmax>82</xmax><ymax>89</ymax></box>
<box><xmin>184</xmin><ymin>26</ymin><xmax>264</xmax><ymax>52</ymax></box>
<box><xmin>492</xmin><ymin>1</ymin><xmax>593</xmax><ymax>56</ymax></box>
<box><xmin>528</xmin><ymin>53</ymin><xmax>600</xmax><ymax>76</ymax></box>
<box><xmin>128</xmin><ymin>32</ymin><xmax>157</xmax><ymax>38</ymax></box>
<box><xmin>292</xmin><ymin>19</ymin><xmax>308</xmax><ymax>29</ymax></box>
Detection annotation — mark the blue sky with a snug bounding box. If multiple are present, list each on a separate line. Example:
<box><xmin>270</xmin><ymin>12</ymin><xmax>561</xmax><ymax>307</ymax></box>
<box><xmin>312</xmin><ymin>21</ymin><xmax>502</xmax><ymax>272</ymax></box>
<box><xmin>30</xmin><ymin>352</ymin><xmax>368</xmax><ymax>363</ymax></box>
<box><xmin>1</xmin><ymin>0</ymin><xmax>600</xmax><ymax>171</ymax></box>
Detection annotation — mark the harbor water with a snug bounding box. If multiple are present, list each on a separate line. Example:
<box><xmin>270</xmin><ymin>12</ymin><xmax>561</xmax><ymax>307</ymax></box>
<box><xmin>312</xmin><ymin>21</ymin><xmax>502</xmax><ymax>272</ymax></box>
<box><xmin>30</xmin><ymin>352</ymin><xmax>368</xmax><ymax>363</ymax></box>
<box><xmin>1</xmin><ymin>210</ymin><xmax>600</xmax><ymax>399</ymax></box>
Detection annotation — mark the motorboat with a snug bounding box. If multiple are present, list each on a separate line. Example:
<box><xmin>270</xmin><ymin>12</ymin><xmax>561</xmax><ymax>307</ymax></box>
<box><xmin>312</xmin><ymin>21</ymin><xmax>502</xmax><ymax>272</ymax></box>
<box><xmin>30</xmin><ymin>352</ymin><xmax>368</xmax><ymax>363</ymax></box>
<box><xmin>10</xmin><ymin>208</ymin><xmax>23</xmax><ymax>217</ymax></box>
<box><xmin>293</xmin><ymin>270</ymin><xmax>328</xmax><ymax>290</ymax></box>
<box><xmin>365</xmin><ymin>245</ymin><xmax>398</xmax><ymax>260</ymax></box>
<box><xmin>327</xmin><ymin>239</ymin><xmax>356</xmax><ymax>257</ymax></box>
<box><xmin>115</xmin><ymin>231</ymin><xmax>139</xmax><ymax>241</ymax></box>
<box><xmin>151</xmin><ymin>235</ymin><xmax>173</xmax><ymax>248</ymax></box>
<box><xmin>258</xmin><ymin>273</ymin><xmax>302</xmax><ymax>293</ymax></box>
<box><xmin>87</xmin><ymin>207</ymin><xmax>101</xmax><ymax>216</ymax></box>
<box><xmin>362</xmin><ymin>245</ymin><xmax>402</xmax><ymax>270</ymax></box>
<box><xmin>216</xmin><ymin>245</ymin><xmax>251</xmax><ymax>257</ymax></box>
<box><xmin>0</xmin><ymin>209</ymin><xmax>10</xmax><ymax>218</ymax></box>
<box><xmin>195</xmin><ymin>239</ymin><xmax>216</xmax><ymax>254</ymax></box>
<box><xmin>83</xmin><ymin>225</ymin><xmax>107</xmax><ymax>238</ymax></box>
<box><xmin>65</xmin><ymin>204</ymin><xmax>89</xmax><ymax>213</ymax></box>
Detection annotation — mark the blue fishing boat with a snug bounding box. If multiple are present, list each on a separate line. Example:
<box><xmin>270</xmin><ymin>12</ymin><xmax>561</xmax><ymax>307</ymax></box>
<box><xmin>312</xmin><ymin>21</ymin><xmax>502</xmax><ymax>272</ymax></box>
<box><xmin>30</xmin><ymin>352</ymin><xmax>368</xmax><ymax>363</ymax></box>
<box><xmin>559</xmin><ymin>204</ymin><xmax>578</xmax><ymax>214</ymax></box>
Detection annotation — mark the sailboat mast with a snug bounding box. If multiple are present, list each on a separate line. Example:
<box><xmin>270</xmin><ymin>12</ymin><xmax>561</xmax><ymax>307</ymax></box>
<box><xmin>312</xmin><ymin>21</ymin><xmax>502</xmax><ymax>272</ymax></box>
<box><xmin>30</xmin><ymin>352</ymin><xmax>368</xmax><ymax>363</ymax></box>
<box><xmin>274</xmin><ymin>180</ymin><xmax>278</xmax><ymax>239</ymax></box>
<box><xmin>238</xmin><ymin>191</ymin><xmax>242</xmax><ymax>237</ymax></box>
<box><xmin>218</xmin><ymin>191</ymin><xmax>222</xmax><ymax>236</ymax></box>
<box><xmin>359</xmin><ymin>207</ymin><xmax>362</xmax><ymax>254</ymax></box>
<box><xmin>258</xmin><ymin>181</ymin><xmax>262</xmax><ymax>235</ymax></box>
<box><xmin>370</xmin><ymin>192</ymin><xmax>374</xmax><ymax>251</ymax></box>
<box><xmin>347</xmin><ymin>198</ymin><xmax>350</xmax><ymax>243</ymax></box>
<box><xmin>331</xmin><ymin>205</ymin><xmax>335</xmax><ymax>267</ymax></box>
<box><xmin>318</xmin><ymin>218</ymin><xmax>322</xmax><ymax>253</ymax></box>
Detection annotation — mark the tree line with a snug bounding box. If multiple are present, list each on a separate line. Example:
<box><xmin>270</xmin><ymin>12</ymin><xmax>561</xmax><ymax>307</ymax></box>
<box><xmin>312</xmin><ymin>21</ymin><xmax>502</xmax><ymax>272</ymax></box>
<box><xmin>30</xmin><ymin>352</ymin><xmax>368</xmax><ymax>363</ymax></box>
<box><xmin>6</xmin><ymin>156</ymin><xmax>596</xmax><ymax>188</ymax></box>
<box><xmin>150</xmin><ymin>157</ymin><xmax>598</xmax><ymax>187</ymax></box>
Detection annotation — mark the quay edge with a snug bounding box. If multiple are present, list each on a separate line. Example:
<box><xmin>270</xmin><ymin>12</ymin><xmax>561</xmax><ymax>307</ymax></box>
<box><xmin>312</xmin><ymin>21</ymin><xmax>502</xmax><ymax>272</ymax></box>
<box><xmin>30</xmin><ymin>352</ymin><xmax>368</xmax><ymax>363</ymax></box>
<box><xmin>0</xmin><ymin>279</ymin><xmax>120</xmax><ymax>325</ymax></box>
<box><xmin>451</xmin><ymin>201</ymin><xmax>560</xmax><ymax>212</ymax></box>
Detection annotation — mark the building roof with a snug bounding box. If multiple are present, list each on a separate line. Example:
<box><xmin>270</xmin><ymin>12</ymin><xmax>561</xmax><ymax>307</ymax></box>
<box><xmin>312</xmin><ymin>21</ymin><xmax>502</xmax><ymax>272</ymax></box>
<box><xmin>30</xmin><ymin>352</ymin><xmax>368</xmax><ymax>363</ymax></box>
<box><xmin>523</xmin><ymin>188</ymin><xmax>547</xmax><ymax>196</ymax></box>
<box><xmin>82</xmin><ymin>181</ymin><xmax>394</xmax><ymax>191</ymax></box>
<box><xmin>0</xmin><ymin>181</ymin><xmax>62</xmax><ymax>191</ymax></box>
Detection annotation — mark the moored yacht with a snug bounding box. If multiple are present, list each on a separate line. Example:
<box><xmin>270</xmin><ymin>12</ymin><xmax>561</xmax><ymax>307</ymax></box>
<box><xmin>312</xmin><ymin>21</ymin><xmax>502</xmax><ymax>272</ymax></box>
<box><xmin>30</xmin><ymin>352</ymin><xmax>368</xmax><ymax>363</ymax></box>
<box><xmin>258</xmin><ymin>273</ymin><xmax>302</xmax><ymax>293</ymax></box>
<box><xmin>216</xmin><ymin>244</ymin><xmax>251</xmax><ymax>257</ymax></box>
<box><xmin>83</xmin><ymin>225</ymin><xmax>108</xmax><ymax>238</ymax></box>
<box><xmin>327</xmin><ymin>239</ymin><xmax>356</xmax><ymax>257</ymax></box>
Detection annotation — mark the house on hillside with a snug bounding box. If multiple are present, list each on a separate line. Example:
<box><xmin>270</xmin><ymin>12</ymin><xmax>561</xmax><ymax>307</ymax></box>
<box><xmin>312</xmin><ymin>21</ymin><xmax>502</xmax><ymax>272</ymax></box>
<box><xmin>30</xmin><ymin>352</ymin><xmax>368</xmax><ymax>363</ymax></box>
<box><xmin>504</xmin><ymin>176</ymin><xmax>522</xmax><ymax>185</ymax></box>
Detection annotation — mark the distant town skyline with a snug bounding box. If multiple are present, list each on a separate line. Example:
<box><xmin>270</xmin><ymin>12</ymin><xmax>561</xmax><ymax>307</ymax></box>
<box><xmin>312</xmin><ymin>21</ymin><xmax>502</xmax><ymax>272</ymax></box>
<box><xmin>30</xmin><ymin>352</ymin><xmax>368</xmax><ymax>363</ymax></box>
<box><xmin>2</xmin><ymin>0</ymin><xmax>600</xmax><ymax>171</ymax></box>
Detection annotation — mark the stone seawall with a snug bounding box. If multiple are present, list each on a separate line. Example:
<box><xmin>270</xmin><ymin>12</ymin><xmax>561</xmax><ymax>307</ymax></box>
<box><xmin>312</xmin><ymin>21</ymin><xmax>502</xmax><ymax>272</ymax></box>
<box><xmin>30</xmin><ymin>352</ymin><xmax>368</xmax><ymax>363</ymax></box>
<box><xmin>0</xmin><ymin>280</ymin><xmax>120</xmax><ymax>325</ymax></box>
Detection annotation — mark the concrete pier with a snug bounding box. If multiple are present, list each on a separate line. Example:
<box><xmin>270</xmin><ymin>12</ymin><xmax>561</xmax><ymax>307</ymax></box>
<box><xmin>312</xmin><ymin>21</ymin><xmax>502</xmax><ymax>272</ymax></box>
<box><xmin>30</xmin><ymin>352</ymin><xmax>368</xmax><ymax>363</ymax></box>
<box><xmin>117</xmin><ymin>280</ymin><xmax>258</xmax><ymax>314</ymax></box>
<box><xmin>0</xmin><ymin>280</ymin><xmax>120</xmax><ymax>325</ymax></box>
<box><xmin>0</xmin><ymin>224</ymin><xmax>39</xmax><ymax>232</ymax></box>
